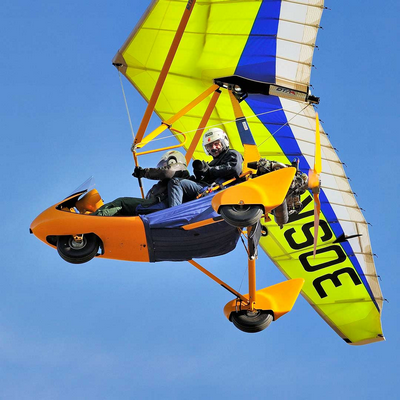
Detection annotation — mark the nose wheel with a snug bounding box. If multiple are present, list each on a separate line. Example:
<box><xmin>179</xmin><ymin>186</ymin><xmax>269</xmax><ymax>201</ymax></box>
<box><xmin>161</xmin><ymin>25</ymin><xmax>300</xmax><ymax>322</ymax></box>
<box><xmin>57</xmin><ymin>233</ymin><xmax>100</xmax><ymax>264</ymax></box>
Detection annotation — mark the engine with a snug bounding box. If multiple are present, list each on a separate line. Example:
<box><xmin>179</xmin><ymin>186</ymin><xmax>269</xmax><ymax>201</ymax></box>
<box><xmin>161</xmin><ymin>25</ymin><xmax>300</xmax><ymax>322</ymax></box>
<box><xmin>250</xmin><ymin>158</ymin><xmax>309</xmax><ymax>226</ymax></box>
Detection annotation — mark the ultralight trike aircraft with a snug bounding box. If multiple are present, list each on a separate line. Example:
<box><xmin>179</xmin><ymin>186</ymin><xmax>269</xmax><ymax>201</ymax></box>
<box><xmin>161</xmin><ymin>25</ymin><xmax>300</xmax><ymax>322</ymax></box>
<box><xmin>30</xmin><ymin>0</ymin><xmax>384</xmax><ymax>344</ymax></box>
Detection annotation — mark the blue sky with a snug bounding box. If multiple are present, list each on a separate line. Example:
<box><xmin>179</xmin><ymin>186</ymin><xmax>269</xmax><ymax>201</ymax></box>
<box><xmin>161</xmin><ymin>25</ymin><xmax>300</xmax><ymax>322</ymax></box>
<box><xmin>1</xmin><ymin>1</ymin><xmax>399</xmax><ymax>399</ymax></box>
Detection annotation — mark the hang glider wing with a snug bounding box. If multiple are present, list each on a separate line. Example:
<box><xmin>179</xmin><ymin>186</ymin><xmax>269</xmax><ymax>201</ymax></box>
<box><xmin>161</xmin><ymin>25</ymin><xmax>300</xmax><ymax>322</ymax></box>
<box><xmin>114</xmin><ymin>0</ymin><xmax>384</xmax><ymax>345</ymax></box>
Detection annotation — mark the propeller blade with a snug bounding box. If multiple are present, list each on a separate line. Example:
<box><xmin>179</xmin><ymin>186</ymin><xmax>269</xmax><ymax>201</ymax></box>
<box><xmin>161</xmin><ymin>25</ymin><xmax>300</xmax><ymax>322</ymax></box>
<box><xmin>308</xmin><ymin>168</ymin><xmax>319</xmax><ymax>189</ymax></box>
<box><xmin>314</xmin><ymin>112</ymin><xmax>322</xmax><ymax>174</ymax></box>
<box><xmin>313</xmin><ymin>193</ymin><xmax>321</xmax><ymax>258</ymax></box>
<box><xmin>308</xmin><ymin>113</ymin><xmax>321</xmax><ymax>189</ymax></box>
<box><xmin>309</xmin><ymin>112</ymin><xmax>322</xmax><ymax>258</ymax></box>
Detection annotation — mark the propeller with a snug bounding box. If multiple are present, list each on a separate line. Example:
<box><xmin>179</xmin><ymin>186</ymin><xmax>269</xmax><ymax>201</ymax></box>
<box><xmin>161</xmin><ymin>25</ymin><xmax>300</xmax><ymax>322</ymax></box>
<box><xmin>308</xmin><ymin>112</ymin><xmax>322</xmax><ymax>258</ymax></box>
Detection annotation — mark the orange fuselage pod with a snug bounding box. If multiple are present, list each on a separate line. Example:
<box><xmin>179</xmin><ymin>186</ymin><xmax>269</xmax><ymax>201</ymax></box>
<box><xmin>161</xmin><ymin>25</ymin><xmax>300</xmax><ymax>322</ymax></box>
<box><xmin>30</xmin><ymin>195</ymin><xmax>150</xmax><ymax>263</ymax></box>
<box><xmin>211</xmin><ymin>167</ymin><xmax>296</xmax><ymax>215</ymax></box>
<box><xmin>223</xmin><ymin>278</ymin><xmax>305</xmax><ymax>321</ymax></box>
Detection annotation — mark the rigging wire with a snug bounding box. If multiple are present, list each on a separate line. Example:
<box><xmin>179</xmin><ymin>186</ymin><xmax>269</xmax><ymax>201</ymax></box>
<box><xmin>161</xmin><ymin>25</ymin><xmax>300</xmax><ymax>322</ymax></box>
<box><xmin>118</xmin><ymin>71</ymin><xmax>136</xmax><ymax>140</ymax></box>
<box><xmin>118</xmin><ymin>71</ymin><xmax>146</xmax><ymax>198</ymax></box>
<box><xmin>129</xmin><ymin>106</ymin><xmax>287</xmax><ymax>145</ymax></box>
<box><xmin>258</xmin><ymin>103</ymin><xmax>311</xmax><ymax>148</ymax></box>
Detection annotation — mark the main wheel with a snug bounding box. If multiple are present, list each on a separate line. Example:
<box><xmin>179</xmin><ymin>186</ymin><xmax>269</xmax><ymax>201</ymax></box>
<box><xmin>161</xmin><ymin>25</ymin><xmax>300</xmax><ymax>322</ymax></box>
<box><xmin>57</xmin><ymin>233</ymin><xmax>99</xmax><ymax>264</ymax></box>
<box><xmin>219</xmin><ymin>205</ymin><xmax>263</xmax><ymax>227</ymax></box>
<box><xmin>230</xmin><ymin>310</ymin><xmax>273</xmax><ymax>333</ymax></box>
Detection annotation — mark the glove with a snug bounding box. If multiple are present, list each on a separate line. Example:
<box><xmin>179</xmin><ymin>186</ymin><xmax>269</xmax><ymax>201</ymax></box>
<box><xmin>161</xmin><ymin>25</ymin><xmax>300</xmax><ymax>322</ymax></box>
<box><xmin>132</xmin><ymin>166</ymin><xmax>146</xmax><ymax>178</ymax></box>
<box><xmin>193</xmin><ymin>160</ymin><xmax>209</xmax><ymax>181</ymax></box>
<box><xmin>193</xmin><ymin>160</ymin><xmax>209</xmax><ymax>173</ymax></box>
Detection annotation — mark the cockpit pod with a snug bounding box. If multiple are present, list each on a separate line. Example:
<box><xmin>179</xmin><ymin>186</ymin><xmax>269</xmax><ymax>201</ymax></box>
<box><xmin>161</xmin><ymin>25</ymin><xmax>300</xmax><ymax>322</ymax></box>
<box><xmin>30</xmin><ymin>177</ymin><xmax>242</xmax><ymax>265</ymax></box>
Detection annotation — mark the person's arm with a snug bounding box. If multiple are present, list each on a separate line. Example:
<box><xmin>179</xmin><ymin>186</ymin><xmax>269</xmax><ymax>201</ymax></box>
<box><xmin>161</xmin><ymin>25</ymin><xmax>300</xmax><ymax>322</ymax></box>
<box><xmin>143</xmin><ymin>163</ymin><xmax>189</xmax><ymax>180</ymax></box>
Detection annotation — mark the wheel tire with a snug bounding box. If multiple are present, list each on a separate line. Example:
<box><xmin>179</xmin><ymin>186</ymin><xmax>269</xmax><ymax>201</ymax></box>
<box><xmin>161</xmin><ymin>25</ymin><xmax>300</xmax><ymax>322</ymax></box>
<box><xmin>219</xmin><ymin>205</ymin><xmax>263</xmax><ymax>227</ymax></box>
<box><xmin>57</xmin><ymin>233</ymin><xmax>99</xmax><ymax>264</ymax></box>
<box><xmin>231</xmin><ymin>310</ymin><xmax>273</xmax><ymax>333</ymax></box>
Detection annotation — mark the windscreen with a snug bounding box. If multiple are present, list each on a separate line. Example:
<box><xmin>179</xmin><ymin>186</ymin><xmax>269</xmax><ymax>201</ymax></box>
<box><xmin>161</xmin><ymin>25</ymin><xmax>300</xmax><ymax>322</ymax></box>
<box><xmin>65</xmin><ymin>177</ymin><xmax>96</xmax><ymax>199</ymax></box>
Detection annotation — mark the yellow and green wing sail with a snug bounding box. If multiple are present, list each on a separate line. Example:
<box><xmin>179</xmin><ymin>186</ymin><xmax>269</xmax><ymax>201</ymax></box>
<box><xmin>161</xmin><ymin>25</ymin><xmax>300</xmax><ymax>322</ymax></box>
<box><xmin>114</xmin><ymin>0</ymin><xmax>384</xmax><ymax>345</ymax></box>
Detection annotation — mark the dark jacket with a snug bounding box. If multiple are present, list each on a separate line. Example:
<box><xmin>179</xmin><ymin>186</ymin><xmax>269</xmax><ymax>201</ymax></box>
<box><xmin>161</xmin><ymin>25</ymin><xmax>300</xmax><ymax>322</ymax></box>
<box><xmin>197</xmin><ymin>149</ymin><xmax>243</xmax><ymax>185</ymax></box>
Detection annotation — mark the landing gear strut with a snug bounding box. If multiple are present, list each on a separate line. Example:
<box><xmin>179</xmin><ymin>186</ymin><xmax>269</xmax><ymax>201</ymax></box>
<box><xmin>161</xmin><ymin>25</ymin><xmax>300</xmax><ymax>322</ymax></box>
<box><xmin>189</xmin><ymin>222</ymin><xmax>304</xmax><ymax>334</ymax></box>
<box><xmin>228</xmin><ymin>221</ymin><xmax>274</xmax><ymax>333</ymax></box>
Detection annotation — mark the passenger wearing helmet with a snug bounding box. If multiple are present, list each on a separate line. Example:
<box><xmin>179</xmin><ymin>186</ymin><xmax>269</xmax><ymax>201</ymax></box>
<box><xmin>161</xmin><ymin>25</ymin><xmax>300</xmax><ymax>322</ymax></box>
<box><xmin>93</xmin><ymin>150</ymin><xmax>189</xmax><ymax>216</ymax></box>
<box><xmin>168</xmin><ymin>128</ymin><xmax>243</xmax><ymax>207</ymax></box>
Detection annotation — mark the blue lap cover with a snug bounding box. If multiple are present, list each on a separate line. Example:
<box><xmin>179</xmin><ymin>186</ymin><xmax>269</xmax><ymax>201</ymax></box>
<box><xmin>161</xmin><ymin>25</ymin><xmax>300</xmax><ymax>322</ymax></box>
<box><xmin>139</xmin><ymin>194</ymin><xmax>240</xmax><ymax>262</ymax></box>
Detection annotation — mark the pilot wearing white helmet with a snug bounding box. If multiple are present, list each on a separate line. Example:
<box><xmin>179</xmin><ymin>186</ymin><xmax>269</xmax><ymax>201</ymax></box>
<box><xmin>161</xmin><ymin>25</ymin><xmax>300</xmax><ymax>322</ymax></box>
<box><xmin>168</xmin><ymin>128</ymin><xmax>243</xmax><ymax>207</ymax></box>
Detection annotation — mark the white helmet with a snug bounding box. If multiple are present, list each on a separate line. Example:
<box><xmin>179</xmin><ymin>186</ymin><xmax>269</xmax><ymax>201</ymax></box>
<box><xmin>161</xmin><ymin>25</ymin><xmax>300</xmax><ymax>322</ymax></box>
<box><xmin>156</xmin><ymin>150</ymin><xmax>187</xmax><ymax>168</ymax></box>
<box><xmin>202</xmin><ymin>128</ymin><xmax>229</xmax><ymax>156</ymax></box>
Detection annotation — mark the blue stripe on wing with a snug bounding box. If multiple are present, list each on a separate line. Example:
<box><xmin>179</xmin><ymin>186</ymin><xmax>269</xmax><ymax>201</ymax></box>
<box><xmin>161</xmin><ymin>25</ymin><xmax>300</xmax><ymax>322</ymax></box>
<box><xmin>235</xmin><ymin>0</ymin><xmax>282</xmax><ymax>83</ymax></box>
